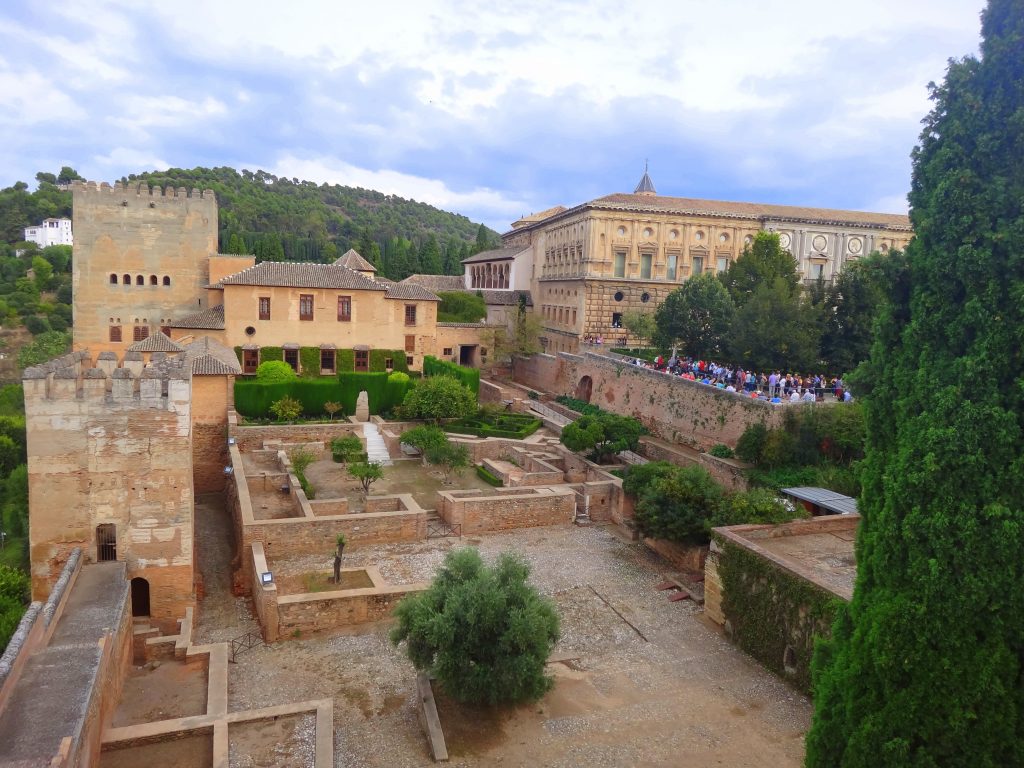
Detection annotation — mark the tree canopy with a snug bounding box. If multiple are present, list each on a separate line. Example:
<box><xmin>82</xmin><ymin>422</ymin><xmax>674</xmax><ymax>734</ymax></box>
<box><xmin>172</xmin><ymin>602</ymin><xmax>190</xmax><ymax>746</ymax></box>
<box><xmin>653</xmin><ymin>272</ymin><xmax>735</xmax><ymax>359</ymax></box>
<box><xmin>719</xmin><ymin>231</ymin><xmax>801</xmax><ymax>308</ymax></box>
<box><xmin>391</xmin><ymin>548</ymin><xmax>560</xmax><ymax>705</ymax></box>
<box><xmin>560</xmin><ymin>412</ymin><xmax>646</xmax><ymax>462</ymax></box>
<box><xmin>806</xmin><ymin>3</ymin><xmax>1024</xmax><ymax>765</ymax></box>
<box><xmin>400</xmin><ymin>375</ymin><xmax>477</xmax><ymax>422</ymax></box>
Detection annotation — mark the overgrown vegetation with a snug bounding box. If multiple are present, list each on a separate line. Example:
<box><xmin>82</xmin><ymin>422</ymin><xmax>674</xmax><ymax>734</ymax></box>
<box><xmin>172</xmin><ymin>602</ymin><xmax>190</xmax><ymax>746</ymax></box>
<box><xmin>476</xmin><ymin>464</ymin><xmax>503</xmax><ymax>486</ymax></box>
<box><xmin>560</xmin><ymin>412</ymin><xmax>646</xmax><ymax>463</ymax></box>
<box><xmin>437</xmin><ymin>291</ymin><xmax>486</xmax><ymax>323</ymax></box>
<box><xmin>391</xmin><ymin>548</ymin><xmax>559</xmax><ymax>705</ymax></box>
<box><xmin>288</xmin><ymin>447</ymin><xmax>318</xmax><ymax>499</ymax></box>
<box><xmin>807</xmin><ymin>4</ymin><xmax>1024</xmax><ymax>764</ymax></box>
<box><xmin>330</xmin><ymin>435</ymin><xmax>364</xmax><ymax>463</ymax></box>
<box><xmin>422</xmin><ymin>355</ymin><xmax>480</xmax><ymax>394</ymax></box>
<box><xmin>400</xmin><ymin>375</ymin><xmax>476</xmax><ymax>423</ymax></box>
<box><xmin>0</xmin><ymin>563</ymin><xmax>30</xmax><ymax>652</ymax></box>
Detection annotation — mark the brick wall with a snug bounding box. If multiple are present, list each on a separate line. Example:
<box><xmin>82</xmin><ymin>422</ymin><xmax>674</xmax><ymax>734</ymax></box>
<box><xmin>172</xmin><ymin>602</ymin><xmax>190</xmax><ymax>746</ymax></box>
<box><xmin>277</xmin><ymin>584</ymin><xmax>427</xmax><ymax>638</ymax></box>
<box><xmin>643</xmin><ymin>538</ymin><xmax>709</xmax><ymax>572</ymax></box>
<box><xmin>192</xmin><ymin>376</ymin><xmax>231</xmax><ymax>493</ymax></box>
<box><xmin>229</xmin><ymin>416</ymin><xmax>364</xmax><ymax>452</ymax></box>
<box><xmin>514</xmin><ymin>351</ymin><xmax>788</xmax><ymax>449</ymax></box>
<box><xmin>437</xmin><ymin>487</ymin><xmax>575</xmax><ymax>534</ymax></box>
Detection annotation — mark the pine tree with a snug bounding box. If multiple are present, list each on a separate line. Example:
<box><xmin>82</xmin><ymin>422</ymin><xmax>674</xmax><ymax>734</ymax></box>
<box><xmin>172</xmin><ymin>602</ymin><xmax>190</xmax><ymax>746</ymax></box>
<box><xmin>420</xmin><ymin>233</ymin><xmax>442</xmax><ymax>274</ymax></box>
<box><xmin>806</xmin><ymin>3</ymin><xmax>1024</xmax><ymax>766</ymax></box>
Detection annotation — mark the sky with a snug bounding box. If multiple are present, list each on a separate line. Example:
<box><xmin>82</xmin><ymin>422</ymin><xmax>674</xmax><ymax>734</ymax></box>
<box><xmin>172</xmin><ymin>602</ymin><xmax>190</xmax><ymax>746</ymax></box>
<box><xmin>0</xmin><ymin>0</ymin><xmax>987</xmax><ymax>232</ymax></box>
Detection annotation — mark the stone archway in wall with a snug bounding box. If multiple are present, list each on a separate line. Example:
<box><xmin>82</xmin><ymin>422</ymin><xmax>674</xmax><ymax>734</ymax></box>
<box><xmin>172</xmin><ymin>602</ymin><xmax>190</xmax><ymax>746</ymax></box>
<box><xmin>576</xmin><ymin>375</ymin><xmax>593</xmax><ymax>403</ymax></box>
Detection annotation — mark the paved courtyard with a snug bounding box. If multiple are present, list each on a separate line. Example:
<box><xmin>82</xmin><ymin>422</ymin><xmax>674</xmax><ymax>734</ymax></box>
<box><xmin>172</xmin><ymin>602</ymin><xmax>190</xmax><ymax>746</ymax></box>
<box><xmin>194</xmin><ymin>494</ymin><xmax>811</xmax><ymax>767</ymax></box>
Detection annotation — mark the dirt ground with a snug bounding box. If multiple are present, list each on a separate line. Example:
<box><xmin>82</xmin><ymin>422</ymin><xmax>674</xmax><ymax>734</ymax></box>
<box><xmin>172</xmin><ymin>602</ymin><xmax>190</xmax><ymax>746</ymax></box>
<box><xmin>304</xmin><ymin>457</ymin><xmax>497</xmax><ymax>510</ymax></box>
<box><xmin>101</xmin><ymin>733</ymin><xmax>213</xmax><ymax>768</ymax></box>
<box><xmin>229</xmin><ymin>713</ymin><xmax>316</xmax><ymax>768</ymax></box>
<box><xmin>193</xmin><ymin>516</ymin><xmax>811</xmax><ymax>768</ymax></box>
<box><xmin>277</xmin><ymin>568</ymin><xmax>375</xmax><ymax>595</ymax></box>
<box><xmin>111</xmin><ymin>658</ymin><xmax>209</xmax><ymax>726</ymax></box>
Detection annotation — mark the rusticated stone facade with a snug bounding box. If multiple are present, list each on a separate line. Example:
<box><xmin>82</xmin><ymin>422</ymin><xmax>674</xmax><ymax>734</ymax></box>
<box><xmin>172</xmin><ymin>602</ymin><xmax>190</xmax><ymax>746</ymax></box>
<box><xmin>23</xmin><ymin>350</ymin><xmax>195</xmax><ymax>629</ymax></box>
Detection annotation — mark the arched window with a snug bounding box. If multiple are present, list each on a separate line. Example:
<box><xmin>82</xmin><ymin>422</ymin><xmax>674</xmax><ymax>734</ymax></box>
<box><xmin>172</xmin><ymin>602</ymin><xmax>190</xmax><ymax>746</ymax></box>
<box><xmin>149</xmin><ymin>275</ymin><xmax>157</xmax><ymax>285</ymax></box>
<box><xmin>130</xmin><ymin>577</ymin><xmax>150</xmax><ymax>617</ymax></box>
<box><xmin>162</xmin><ymin>276</ymin><xmax>171</xmax><ymax>286</ymax></box>
<box><xmin>109</xmin><ymin>273</ymin><xmax>118</xmax><ymax>284</ymax></box>
<box><xmin>122</xmin><ymin>274</ymin><xmax>131</xmax><ymax>285</ymax></box>
<box><xmin>136</xmin><ymin>275</ymin><xmax>144</xmax><ymax>285</ymax></box>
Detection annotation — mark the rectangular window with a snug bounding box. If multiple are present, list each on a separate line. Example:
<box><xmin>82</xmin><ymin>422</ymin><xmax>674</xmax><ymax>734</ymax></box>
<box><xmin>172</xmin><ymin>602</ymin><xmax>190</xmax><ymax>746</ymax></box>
<box><xmin>109</xmin><ymin>325</ymin><xmax>122</xmax><ymax>343</ymax></box>
<box><xmin>692</xmin><ymin>256</ymin><xmax>704</xmax><ymax>275</ymax></box>
<box><xmin>320</xmin><ymin>349</ymin><xmax>335</xmax><ymax>373</ymax></box>
<box><xmin>443</xmin><ymin>347</ymin><xmax>453</xmax><ymax>356</ymax></box>
<box><xmin>572</xmin><ymin>309</ymin><xmax>577</xmax><ymax>325</ymax></box>
<box><xmin>667</xmin><ymin>253</ymin><xmax>678</xmax><ymax>281</ymax></box>
<box><xmin>284</xmin><ymin>349</ymin><xmax>299</xmax><ymax>371</ymax></box>
<box><xmin>640</xmin><ymin>252</ymin><xmax>653</xmax><ymax>280</ymax></box>
<box><xmin>406</xmin><ymin>355</ymin><xmax>414</xmax><ymax>367</ymax></box>
<box><xmin>384</xmin><ymin>357</ymin><xmax>393</xmax><ymax>370</ymax></box>
<box><xmin>405</xmin><ymin>335</ymin><xmax>416</xmax><ymax>353</ymax></box>
<box><xmin>337</xmin><ymin>295</ymin><xmax>351</xmax><ymax>321</ymax></box>
<box><xmin>243</xmin><ymin>349</ymin><xmax>259</xmax><ymax>374</ymax></box>
<box><xmin>810</xmin><ymin>263</ymin><xmax>825</xmax><ymax>280</ymax></box>
<box><xmin>133</xmin><ymin>325</ymin><xmax>149</xmax><ymax>342</ymax></box>
<box><xmin>299</xmin><ymin>294</ymin><xmax>314</xmax><ymax>321</ymax></box>
<box><xmin>716</xmin><ymin>256</ymin><xmax>729</xmax><ymax>274</ymax></box>
<box><xmin>355</xmin><ymin>350</ymin><xmax>369</xmax><ymax>372</ymax></box>
<box><xmin>405</xmin><ymin>304</ymin><xmax>417</xmax><ymax>326</ymax></box>
<box><xmin>259</xmin><ymin>297</ymin><xmax>271</xmax><ymax>320</ymax></box>
<box><xmin>612</xmin><ymin>312</ymin><xmax>623</xmax><ymax>329</ymax></box>
<box><xmin>613</xmin><ymin>251</ymin><xmax>626</xmax><ymax>278</ymax></box>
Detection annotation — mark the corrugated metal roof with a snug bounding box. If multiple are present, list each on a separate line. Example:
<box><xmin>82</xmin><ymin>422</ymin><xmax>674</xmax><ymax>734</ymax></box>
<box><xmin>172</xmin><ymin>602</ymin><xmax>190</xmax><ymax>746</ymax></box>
<box><xmin>781</xmin><ymin>487</ymin><xmax>859</xmax><ymax>515</ymax></box>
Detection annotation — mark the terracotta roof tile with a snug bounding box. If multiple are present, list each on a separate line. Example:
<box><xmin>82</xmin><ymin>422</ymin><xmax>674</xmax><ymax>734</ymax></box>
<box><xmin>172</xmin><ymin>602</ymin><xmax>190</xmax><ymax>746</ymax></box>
<box><xmin>384</xmin><ymin>282</ymin><xmax>440</xmax><ymax>301</ymax></box>
<box><xmin>220</xmin><ymin>261</ymin><xmax>386</xmax><ymax>291</ymax></box>
<box><xmin>128</xmin><ymin>332</ymin><xmax>184</xmax><ymax>353</ymax></box>
<box><xmin>171</xmin><ymin>304</ymin><xmax>225</xmax><ymax>330</ymax></box>
<box><xmin>333</xmin><ymin>248</ymin><xmax>377</xmax><ymax>272</ymax></box>
<box><xmin>401</xmin><ymin>274</ymin><xmax>465</xmax><ymax>292</ymax></box>
<box><xmin>461</xmin><ymin>247</ymin><xmax>528</xmax><ymax>264</ymax></box>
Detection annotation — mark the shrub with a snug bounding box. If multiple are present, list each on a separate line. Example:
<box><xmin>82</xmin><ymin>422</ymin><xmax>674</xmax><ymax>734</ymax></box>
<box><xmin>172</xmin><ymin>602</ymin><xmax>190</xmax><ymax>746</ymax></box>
<box><xmin>289</xmin><ymin>447</ymin><xmax>318</xmax><ymax>499</ymax></box>
<box><xmin>401</xmin><ymin>375</ymin><xmax>477</xmax><ymax>423</ymax></box>
<box><xmin>713</xmin><ymin>488</ymin><xmax>806</xmax><ymax>527</ymax></box>
<box><xmin>437</xmin><ymin>291</ymin><xmax>486</xmax><ymax>323</ymax></box>
<box><xmin>423</xmin><ymin>355</ymin><xmax>479</xmax><ymax>394</ymax></box>
<box><xmin>527</xmin><ymin>390</ymin><xmax>540</xmax><ymax>400</ymax></box>
<box><xmin>554</xmin><ymin>394</ymin><xmax>603</xmax><ymax>417</ymax></box>
<box><xmin>0</xmin><ymin>564</ymin><xmax>29</xmax><ymax>652</ymax></box>
<box><xmin>269</xmin><ymin>395</ymin><xmax>302</xmax><ymax>422</ymax></box>
<box><xmin>256</xmin><ymin>360</ymin><xmax>297</xmax><ymax>383</ymax></box>
<box><xmin>621</xmin><ymin>461</ymin><xmax>676</xmax><ymax>500</ymax></box>
<box><xmin>348</xmin><ymin>461</ymin><xmax>384</xmax><ymax>495</ymax></box>
<box><xmin>633</xmin><ymin>465</ymin><xmax>724</xmax><ymax>545</ymax></box>
<box><xmin>425</xmin><ymin>440</ymin><xmax>470</xmax><ymax>484</ymax></box>
<box><xmin>735</xmin><ymin>423</ymin><xmax>768</xmax><ymax>464</ymax></box>
<box><xmin>330</xmin><ymin>435</ymin><xmax>364</xmax><ymax>463</ymax></box>
<box><xmin>709</xmin><ymin>444</ymin><xmax>735</xmax><ymax>459</ymax></box>
<box><xmin>391</xmin><ymin>548</ymin><xmax>560</xmax><ymax>705</ymax></box>
<box><xmin>23</xmin><ymin>315</ymin><xmax>50</xmax><ymax>335</ymax></box>
<box><xmin>560</xmin><ymin>412</ymin><xmax>646</xmax><ymax>462</ymax></box>
<box><xmin>400</xmin><ymin>425</ymin><xmax>448</xmax><ymax>455</ymax></box>
<box><xmin>323</xmin><ymin>401</ymin><xmax>342</xmax><ymax>420</ymax></box>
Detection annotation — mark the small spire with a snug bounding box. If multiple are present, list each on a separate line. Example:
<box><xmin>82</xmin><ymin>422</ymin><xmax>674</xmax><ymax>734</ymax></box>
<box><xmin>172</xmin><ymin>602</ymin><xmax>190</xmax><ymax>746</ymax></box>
<box><xmin>634</xmin><ymin>162</ymin><xmax>656</xmax><ymax>196</ymax></box>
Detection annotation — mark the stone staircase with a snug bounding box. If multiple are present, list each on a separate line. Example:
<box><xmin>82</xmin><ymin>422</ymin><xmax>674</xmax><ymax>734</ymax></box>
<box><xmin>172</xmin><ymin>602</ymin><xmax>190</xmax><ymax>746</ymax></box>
<box><xmin>362</xmin><ymin>421</ymin><xmax>393</xmax><ymax>466</ymax></box>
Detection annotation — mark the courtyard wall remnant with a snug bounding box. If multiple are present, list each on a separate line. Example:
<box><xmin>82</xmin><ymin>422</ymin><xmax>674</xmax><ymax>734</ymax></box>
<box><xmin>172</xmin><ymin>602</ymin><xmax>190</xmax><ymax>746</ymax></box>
<box><xmin>436</xmin><ymin>486</ymin><xmax>575</xmax><ymax>534</ymax></box>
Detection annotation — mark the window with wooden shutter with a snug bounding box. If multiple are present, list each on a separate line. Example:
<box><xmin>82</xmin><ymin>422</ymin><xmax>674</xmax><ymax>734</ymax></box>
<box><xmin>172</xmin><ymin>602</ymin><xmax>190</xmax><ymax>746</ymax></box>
<box><xmin>299</xmin><ymin>294</ymin><xmax>314</xmax><ymax>321</ymax></box>
<box><xmin>259</xmin><ymin>297</ymin><xmax>271</xmax><ymax>320</ymax></box>
<box><xmin>338</xmin><ymin>295</ymin><xmax>351</xmax><ymax>321</ymax></box>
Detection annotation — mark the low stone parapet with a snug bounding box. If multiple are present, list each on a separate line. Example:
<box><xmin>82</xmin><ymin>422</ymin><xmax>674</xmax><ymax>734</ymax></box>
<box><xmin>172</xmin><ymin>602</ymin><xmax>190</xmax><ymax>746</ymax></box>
<box><xmin>436</xmin><ymin>486</ymin><xmax>575</xmax><ymax>535</ymax></box>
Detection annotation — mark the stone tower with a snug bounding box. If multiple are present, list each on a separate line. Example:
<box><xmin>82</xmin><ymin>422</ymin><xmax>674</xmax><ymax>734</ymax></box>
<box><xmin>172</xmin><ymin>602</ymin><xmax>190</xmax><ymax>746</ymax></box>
<box><xmin>71</xmin><ymin>181</ymin><xmax>218</xmax><ymax>353</ymax></box>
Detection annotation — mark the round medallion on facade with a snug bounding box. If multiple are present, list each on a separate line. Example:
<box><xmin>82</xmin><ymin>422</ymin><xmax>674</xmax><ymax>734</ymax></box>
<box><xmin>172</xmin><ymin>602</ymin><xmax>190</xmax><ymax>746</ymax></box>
<box><xmin>614</xmin><ymin>291</ymin><xmax>624</xmax><ymax>302</ymax></box>
<box><xmin>669</xmin><ymin>229</ymin><xmax>679</xmax><ymax>240</ymax></box>
<box><xmin>812</xmin><ymin>234</ymin><xmax>828</xmax><ymax>251</ymax></box>
<box><xmin>617</xmin><ymin>226</ymin><xmax>626</xmax><ymax>237</ymax></box>
<box><xmin>779</xmin><ymin>233</ymin><xmax>791</xmax><ymax>249</ymax></box>
<box><xmin>245</xmin><ymin>326</ymin><xmax>256</xmax><ymax>336</ymax></box>
<box><xmin>640</xmin><ymin>292</ymin><xmax>650</xmax><ymax>303</ymax></box>
<box><xmin>848</xmin><ymin>237</ymin><xmax>863</xmax><ymax>254</ymax></box>
<box><xmin>719</xmin><ymin>233</ymin><xmax>729</xmax><ymax>243</ymax></box>
<box><xmin>642</xmin><ymin>227</ymin><xmax>653</xmax><ymax>238</ymax></box>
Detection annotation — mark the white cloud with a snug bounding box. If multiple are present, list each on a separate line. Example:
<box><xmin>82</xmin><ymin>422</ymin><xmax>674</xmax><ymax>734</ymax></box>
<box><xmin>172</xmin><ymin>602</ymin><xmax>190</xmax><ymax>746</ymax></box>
<box><xmin>0</xmin><ymin>66</ymin><xmax>84</xmax><ymax>124</ymax></box>
<box><xmin>92</xmin><ymin>147</ymin><xmax>169</xmax><ymax>171</ymax></box>
<box><xmin>270</xmin><ymin>154</ymin><xmax>528</xmax><ymax>225</ymax></box>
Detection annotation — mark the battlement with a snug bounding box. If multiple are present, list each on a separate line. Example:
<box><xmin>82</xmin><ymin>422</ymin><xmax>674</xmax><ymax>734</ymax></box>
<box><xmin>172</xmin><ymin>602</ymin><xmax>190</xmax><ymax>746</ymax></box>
<box><xmin>22</xmin><ymin>348</ymin><xmax>191</xmax><ymax>406</ymax></box>
<box><xmin>70</xmin><ymin>180</ymin><xmax>217</xmax><ymax>204</ymax></box>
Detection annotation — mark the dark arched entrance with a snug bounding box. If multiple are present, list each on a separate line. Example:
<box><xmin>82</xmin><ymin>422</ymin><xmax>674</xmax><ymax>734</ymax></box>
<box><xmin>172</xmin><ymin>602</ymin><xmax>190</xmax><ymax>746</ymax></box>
<box><xmin>576</xmin><ymin>376</ymin><xmax>593</xmax><ymax>403</ymax></box>
<box><xmin>131</xmin><ymin>577</ymin><xmax>150</xmax><ymax>617</ymax></box>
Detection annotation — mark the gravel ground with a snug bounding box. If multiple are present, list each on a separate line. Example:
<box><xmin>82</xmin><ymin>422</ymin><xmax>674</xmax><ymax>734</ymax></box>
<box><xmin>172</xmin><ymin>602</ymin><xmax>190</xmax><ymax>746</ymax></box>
<box><xmin>213</xmin><ymin>525</ymin><xmax>811</xmax><ymax>767</ymax></box>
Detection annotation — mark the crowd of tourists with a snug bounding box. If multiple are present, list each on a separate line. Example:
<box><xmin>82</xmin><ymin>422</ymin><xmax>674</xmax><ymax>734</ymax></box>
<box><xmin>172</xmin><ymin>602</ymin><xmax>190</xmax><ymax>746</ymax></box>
<box><xmin>624</xmin><ymin>353</ymin><xmax>854</xmax><ymax>404</ymax></box>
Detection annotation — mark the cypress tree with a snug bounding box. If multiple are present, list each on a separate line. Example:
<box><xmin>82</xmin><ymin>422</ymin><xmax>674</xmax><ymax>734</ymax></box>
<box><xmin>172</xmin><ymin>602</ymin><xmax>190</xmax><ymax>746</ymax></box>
<box><xmin>806</xmin><ymin>3</ymin><xmax>1024</xmax><ymax>766</ymax></box>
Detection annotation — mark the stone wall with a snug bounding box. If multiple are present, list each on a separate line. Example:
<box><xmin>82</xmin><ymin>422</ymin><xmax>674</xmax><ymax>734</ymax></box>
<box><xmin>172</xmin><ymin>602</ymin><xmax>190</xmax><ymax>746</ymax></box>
<box><xmin>276</xmin><ymin>583</ymin><xmax>427</xmax><ymax>639</ymax></box>
<box><xmin>23</xmin><ymin>350</ymin><xmax>195</xmax><ymax>628</ymax></box>
<box><xmin>643</xmin><ymin>538</ymin><xmax>709</xmax><ymax>572</ymax></box>
<box><xmin>639</xmin><ymin>437</ymin><xmax>751</xmax><ymax>492</ymax></box>
<box><xmin>192</xmin><ymin>375</ymin><xmax>232</xmax><ymax>494</ymax></box>
<box><xmin>436</xmin><ymin>487</ymin><xmax>575</xmax><ymax>534</ymax></box>
<box><xmin>514</xmin><ymin>351</ymin><xmax>786</xmax><ymax>449</ymax></box>
<box><xmin>229</xmin><ymin>414</ymin><xmax>363</xmax><ymax>452</ymax></box>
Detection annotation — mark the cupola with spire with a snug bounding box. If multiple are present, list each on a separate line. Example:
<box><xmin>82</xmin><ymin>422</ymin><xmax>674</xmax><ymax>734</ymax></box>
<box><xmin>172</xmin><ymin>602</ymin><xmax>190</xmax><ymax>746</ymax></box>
<box><xmin>634</xmin><ymin>161</ymin><xmax>657</xmax><ymax>196</ymax></box>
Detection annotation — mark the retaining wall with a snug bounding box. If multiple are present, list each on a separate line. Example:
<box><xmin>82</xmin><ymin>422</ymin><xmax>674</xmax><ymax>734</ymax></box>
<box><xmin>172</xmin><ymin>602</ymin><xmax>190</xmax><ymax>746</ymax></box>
<box><xmin>436</xmin><ymin>486</ymin><xmax>575</xmax><ymax>534</ymax></box>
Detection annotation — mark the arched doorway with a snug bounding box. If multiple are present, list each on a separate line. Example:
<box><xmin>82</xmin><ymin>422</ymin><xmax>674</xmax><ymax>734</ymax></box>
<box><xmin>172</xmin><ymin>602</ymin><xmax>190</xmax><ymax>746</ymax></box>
<box><xmin>576</xmin><ymin>375</ymin><xmax>593</xmax><ymax>403</ymax></box>
<box><xmin>131</xmin><ymin>577</ymin><xmax>150</xmax><ymax>617</ymax></box>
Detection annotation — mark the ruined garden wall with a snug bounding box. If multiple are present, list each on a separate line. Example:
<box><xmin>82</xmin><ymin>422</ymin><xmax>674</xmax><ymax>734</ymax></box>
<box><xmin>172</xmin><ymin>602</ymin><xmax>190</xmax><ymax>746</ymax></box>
<box><xmin>514</xmin><ymin>351</ymin><xmax>785</xmax><ymax>449</ymax></box>
<box><xmin>437</xmin><ymin>487</ymin><xmax>575</xmax><ymax>535</ymax></box>
<box><xmin>229</xmin><ymin>414</ymin><xmax>363</xmax><ymax>452</ymax></box>
<box><xmin>639</xmin><ymin>437</ymin><xmax>751</xmax><ymax>492</ymax></box>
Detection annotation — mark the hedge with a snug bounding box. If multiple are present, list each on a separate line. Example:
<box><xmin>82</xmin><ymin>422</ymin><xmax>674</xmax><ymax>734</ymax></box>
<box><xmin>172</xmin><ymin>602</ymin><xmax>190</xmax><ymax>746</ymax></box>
<box><xmin>234</xmin><ymin>371</ymin><xmax>411</xmax><ymax>418</ymax></box>
<box><xmin>423</xmin><ymin>355</ymin><xmax>479</xmax><ymax>394</ymax></box>
<box><xmin>235</xmin><ymin>347</ymin><xmax>410</xmax><ymax>376</ymax></box>
<box><xmin>445</xmin><ymin>415</ymin><xmax>541</xmax><ymax>439</ymax></box>
<box><xmin>476</xmin><ymin>464</ymin><xmax>503</xmax><ymax>486</ymax></box>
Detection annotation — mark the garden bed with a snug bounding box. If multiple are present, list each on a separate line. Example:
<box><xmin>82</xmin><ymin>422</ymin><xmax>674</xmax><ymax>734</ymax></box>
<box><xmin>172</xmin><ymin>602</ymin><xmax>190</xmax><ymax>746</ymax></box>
<box><xmin>444</xmin><ymin>413</ymin><xmax>541</xmax><ymax>439</ymax></box>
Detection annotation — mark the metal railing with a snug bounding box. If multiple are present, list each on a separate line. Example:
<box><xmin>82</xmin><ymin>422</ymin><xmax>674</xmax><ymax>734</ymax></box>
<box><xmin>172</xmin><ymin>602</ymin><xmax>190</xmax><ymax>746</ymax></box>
<box><xmin>427</xmin><ymin>520</ymin><xmax>462</xmax><ymax>539</ymax></box>
<box><xmin>230</xmin><ymin>629</ymin><xmax>264</xmax><ymax>662</ymax></box>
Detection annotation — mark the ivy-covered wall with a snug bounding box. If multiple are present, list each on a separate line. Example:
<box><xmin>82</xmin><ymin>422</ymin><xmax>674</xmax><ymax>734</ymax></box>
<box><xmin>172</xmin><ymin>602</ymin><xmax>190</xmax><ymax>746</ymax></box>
<box><xmin>713</xmin><ymin>536</ymin><xmax>844</xmax><ymax>694</ymax></box>
<box><xmin>234</xmin><ymin>346</ymin><xmax>409</xmax><ymax>376</ymax></box>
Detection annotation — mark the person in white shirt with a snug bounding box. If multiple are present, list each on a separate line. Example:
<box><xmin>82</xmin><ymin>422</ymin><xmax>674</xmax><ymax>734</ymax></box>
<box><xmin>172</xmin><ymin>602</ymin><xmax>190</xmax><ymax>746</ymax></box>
<box><xmin>802</xmin><ymin>388</ymin><xmax>816</xmax><ymax>403</ymax></box>
<box><xmin>789</xmin><ymin>390</ymin><xmax>801</xmax><ymax>403</ymax></box>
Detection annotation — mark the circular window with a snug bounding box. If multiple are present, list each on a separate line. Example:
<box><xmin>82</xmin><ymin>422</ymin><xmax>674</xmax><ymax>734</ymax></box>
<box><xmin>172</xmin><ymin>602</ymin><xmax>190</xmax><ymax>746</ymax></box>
<box><xmin>640</xmin><ymin>292</ymin><xmax>651</xmax><ymax>303</ymax></box>
<box><xmin>719</xmin><ymin>233</ymin><xmax>729</xmax><ymax>243</ymax></box>
<box><xmin>643</xmin><ymin>227</ymin><xmax>653</xmax><ymax>238</ymax></box>
<box><xmin>613</xmin><ymin>291</ymin><xmax>624</xmax><ymax>302</ymax></box>
<box><xmin>617</xmin><ymin>226</ymin><xmax>626</xmax><ymax>237</ymax></box>
<box><xmin>669</xmin><ymin>229</ymin><xmax>679</xmax><ymax>240</ymax></box>
<box><xmin>695</xmin><ymin>231</ymin><xmax>704</xmax><ymax>241</ymax></box>
<box><xmin>244</xmin><ymin>326</ymin><xmax>256</xmax><ymax>337</ymax></box>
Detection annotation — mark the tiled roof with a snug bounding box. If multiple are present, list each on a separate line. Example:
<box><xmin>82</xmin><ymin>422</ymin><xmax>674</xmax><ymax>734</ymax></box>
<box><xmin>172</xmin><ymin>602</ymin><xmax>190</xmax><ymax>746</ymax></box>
<box><xmin>461</xmin><ymin>247</ymin><xmax>527</xmax><ymax>264</ymax></box>
<box><xmin>128</xmin><ymin>332</ymin><xmax>184</xmax><ymax>353</ymax></box>
<box><xmin>333</xmin><ymin>248</ymin><xmax>377</xmax><ymax>272</ymax></box>
<box><xmin>384</xmin><ymin>283</ymin><xmax>440</xmax><ymax>301</ymax></box>
<box><xmin>401</xmin><ymin>274</ymin><xmax>465</xmax><ymax>292</ymax></box>
<box><xmin>181</xmin><ymin>336</ymin><xmax>242</xmax><ymax>375</ymax></box>
<box><xmin>589</xmin><ymin>193</ymin><xmax>912</xmax><ymax>230</ymax></box>
<box><xmin>220</xmin><ymin>261</ymin><xmax>386</xmax><ymax>291</ymax></box>
<box><xmin>480</xmin><ymin>289</ymin><xmax>533</xmax><ymax>306</ymax></box>
<box><xmin>171</xmin><ymin>304</ymin><xmax>225</xmax><ymax>330</ymax></box>
<box><xmin>437</xmin><ymin>322</ymin><xmax>488</xmax><ymax>328</ymax></box>
<box><xmin>510</xmin><ymin>205</ymin><xmax>568</xmax><ymax>228</ymax></box>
